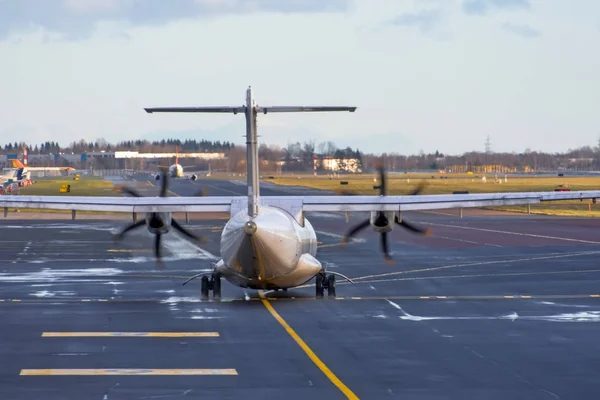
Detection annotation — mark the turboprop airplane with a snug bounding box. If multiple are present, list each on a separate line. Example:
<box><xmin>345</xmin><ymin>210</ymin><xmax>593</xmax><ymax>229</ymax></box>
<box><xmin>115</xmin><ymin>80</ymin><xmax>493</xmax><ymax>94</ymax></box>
<box><xmin>2</xmin><ymin>86</ymin><xmax>600</xmax><ymax>300</ymax></box>
<box><xmin>1</xmin><ymin>167</ymin><xmax>29</xmax><ymax>186</ymax></box>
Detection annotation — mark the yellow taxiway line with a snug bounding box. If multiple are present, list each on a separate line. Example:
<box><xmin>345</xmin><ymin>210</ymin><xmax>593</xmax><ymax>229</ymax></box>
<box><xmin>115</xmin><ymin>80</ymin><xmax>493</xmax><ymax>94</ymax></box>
<box><xmin>260</xmin><ymin>296</ymin><xmax>359</xmax><ymax>400</ymax></box>
<box><xmin>41</xmin><ymin>332</ymin><xmax>219</xmax><ymax>337</ymax></box>
<box><xmin>20</xmin><ymin>369</ymin><xmax>237</xmax><ymax>376</ymax></box>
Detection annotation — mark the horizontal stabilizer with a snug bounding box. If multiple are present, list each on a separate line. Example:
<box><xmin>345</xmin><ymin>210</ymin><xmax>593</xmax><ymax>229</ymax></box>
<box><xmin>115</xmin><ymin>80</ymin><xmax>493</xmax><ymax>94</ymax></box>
<box><xmin>144</xmin><ymin>107</ymin><xmax>245</xmax><ymax>114</ymax></box>
<box><xmin>260</xmin><ymin>106</ymin><xmax>356</xmax><ymax>113</ymax></box>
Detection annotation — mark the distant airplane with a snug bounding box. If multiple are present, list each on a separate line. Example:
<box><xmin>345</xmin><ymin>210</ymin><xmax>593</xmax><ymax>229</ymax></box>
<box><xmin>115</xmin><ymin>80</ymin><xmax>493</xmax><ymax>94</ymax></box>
<box><xmin>10</xmin><ymin>159</ymin><xmax>74</xmax><ymax>173</ymax></box>
<box><xmin>1</xmin><ymin>166</ymin><xmax>29</xmax><ymax>186</ymax></box>
<box><xmin>153</xmin><ymin>146</ymin><xmax>199</xmax><ymax>181</ymax></box>
<box><xmin>10</xmin><ymin>146</ymin><xmax>75</xmax><ymax>173</ymax></box>
<box><xmin>0</xmin><ymin>168</ymin><xmax>20</xmax><ymax>183</ymax></box>
<box><xmin>3</xmin><ymin>86</ymin><xmax>600</xmax><ymax>300</ymax></box>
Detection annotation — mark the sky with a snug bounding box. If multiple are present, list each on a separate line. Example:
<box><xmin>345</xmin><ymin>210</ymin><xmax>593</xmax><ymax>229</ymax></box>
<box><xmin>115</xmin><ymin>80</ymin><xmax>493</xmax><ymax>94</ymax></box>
<box><xmin>0</xmin><ymin>0</ymin><xmax>599</xmax><ymax>155</ymax></box>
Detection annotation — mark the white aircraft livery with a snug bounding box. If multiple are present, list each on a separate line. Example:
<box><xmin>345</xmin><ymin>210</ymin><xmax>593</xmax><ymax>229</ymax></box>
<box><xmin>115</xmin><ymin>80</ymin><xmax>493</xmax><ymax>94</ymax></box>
<box><xmin>2</xmin><ymin>86</ymin><xmax>600</xmax><ymax>299</ymax></box>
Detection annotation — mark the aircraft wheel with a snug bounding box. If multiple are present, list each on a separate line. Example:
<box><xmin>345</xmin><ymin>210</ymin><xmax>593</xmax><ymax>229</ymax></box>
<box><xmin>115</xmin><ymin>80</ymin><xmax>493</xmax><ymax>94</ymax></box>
<box><xmin>327</xmin><ymin>274</ymin><xmax>336</xmax><ymax>298</ymax></box>
<box><xmin>212</xmin><ymin>274</ymin><xmax>222</xmax><ymax>299</ymax></box>
<box><xmin>316</xmin><ymin>273</ymin><xmax>325</xmax><ymax>298</ymax></box>
<box><xmin>200</xmin><ymin>276</ymin><xmax>209</xmax><ymax>299</ymax></box>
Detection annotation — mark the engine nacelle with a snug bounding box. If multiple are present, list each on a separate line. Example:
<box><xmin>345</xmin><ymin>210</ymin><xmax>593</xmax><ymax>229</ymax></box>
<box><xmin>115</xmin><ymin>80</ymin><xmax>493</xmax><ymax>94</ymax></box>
<box><xmin>369</xmin><ymin>210</ymin><xmax>394</xmax><ymax>233</ymax></box>
<box><xmin>190</xmin><ymin>174</ymin><xmax>197</xmax><ymax>181</ymax></box>
<box><xmin>145</xmin><ymin>212</ymin><xmax>172</xmax><ymax>234</ymax></box>
<box><xmin>154</xmin><ymin>174</ymin><xmax>161</xmax><ymax>181</ymax></box>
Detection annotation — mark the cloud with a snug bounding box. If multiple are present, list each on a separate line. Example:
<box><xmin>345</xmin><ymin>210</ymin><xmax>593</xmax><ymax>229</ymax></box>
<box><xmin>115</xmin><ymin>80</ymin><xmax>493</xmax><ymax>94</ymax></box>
<box><xmin>502</xmin><ymin>23</ymin><xmax>540</xmax><ymax>38</ymax></box>
<box><xmin>63</xmin><ymin>0</ymin><xmax>121</xmax><ymax>12</ymax></box>
<box><xmin>462</xmin><ymin>0</ymin><xmax>530</xmax><ymax>15</ymax></box>
<box><xmin>0</xmin><ymin>0</ymin><xmax>351</xmax><ymax>40</ymax></box>
<box><xmin>390</xmin><ymin>9</ymin><xmax>442</xmax><ymax>33</ymax></box>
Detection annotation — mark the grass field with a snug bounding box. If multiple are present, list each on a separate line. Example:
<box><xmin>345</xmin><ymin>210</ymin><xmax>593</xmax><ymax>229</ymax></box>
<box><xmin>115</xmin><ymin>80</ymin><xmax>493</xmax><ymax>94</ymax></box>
<box><xmin>3</xmin><ymin>176</ymin><xmax>119</xmax><ymax>216</ymax></box>
<box><xmin>16</xmin><ymin>176</ymin><xmax>117</xmax><ymax>197</ymax></box>
<box><xmin>264</xmin><ymin>173</ymin><xmax>600</xmax><ymax>217</ymax></box>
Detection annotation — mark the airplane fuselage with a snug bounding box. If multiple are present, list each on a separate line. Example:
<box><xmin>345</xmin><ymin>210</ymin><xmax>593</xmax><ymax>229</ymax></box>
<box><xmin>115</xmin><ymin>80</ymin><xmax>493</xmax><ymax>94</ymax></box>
<box><xmin>169</xmin><ymin>164</ymin><xmax>184</xmax><ymax>178</ymax></box>
<box><xmin>215</xmin><ymin>205</ymin><xmax>321</xmax><ymax>290</ymax></box>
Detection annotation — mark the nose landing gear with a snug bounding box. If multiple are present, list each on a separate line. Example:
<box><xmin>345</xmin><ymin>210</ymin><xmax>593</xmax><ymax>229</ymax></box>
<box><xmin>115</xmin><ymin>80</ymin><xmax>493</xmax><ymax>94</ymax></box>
<box><xmin>200</xmin><ymin>273</ymin><xmax>222</xmax><ymax>300</ymax></box>
<box><xmin>316</xmin><ymin>272</ymin><xmax>336</xmax><ymax>298</ymax></box>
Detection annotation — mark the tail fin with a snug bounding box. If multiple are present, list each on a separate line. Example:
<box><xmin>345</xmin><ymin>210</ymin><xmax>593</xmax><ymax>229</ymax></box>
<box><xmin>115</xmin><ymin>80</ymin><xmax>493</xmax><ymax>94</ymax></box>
<box><xmin>11</xmin><ymin>159</ymin><xmax>25</xmax><ymax>168</ymax></box>
<box><xmin>175</xmin><ymin>145</ymin><xmax>179</xmax><ymax>165</ymax></box>
<box><xmin>15</xmin><ymin>168</ymin><xmax>24</xmax><ymax>180</ymax></box>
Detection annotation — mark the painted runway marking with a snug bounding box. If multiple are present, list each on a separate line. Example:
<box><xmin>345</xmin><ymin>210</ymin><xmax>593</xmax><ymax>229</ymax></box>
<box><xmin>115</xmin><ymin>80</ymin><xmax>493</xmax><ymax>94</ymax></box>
<box><xmin>350</xmin><ymin>250</ymin><xmax>600</xmax><ymax>281</ymax></box>
<box><xmin>419</xmin><ymin>221</ymin><xmax>600</xmax><ymax>245</ymax></box>
<box><xmin>20</xmin><ymin>369</ymin><xmax>237</xmax><ymax>376</ymax></box>
<box><xmin>42</xmin><ymin>332</ymin><xmax>219</xmax><ymax>337</ymax></box>
<box><xmin>430</xmin><ymin>235</ymin><xmax>479</xmax><ymax>245</ymax></box>
<box><xmin>316</xmin><ymin>230</ymin><xmax>366</xmax><ymax>243</ymax></box>
<box><xmin>260</xmin><ymin>296</ymin><xmax>359</xmax><ymax>400</ymax></box>
<box><xmin>426</xmin><ymin>233</ymin><xmax>503</xmax><ymax>248</ymax></box>
<box><xmin>317</xmin><ymin>243</ymin><xmax>347</xmax><ymax>249</ymax></box>
<box><xmin>347</xmin><ymin>268</ymin><xmax>600</xmax><ymax>286</ymax></box>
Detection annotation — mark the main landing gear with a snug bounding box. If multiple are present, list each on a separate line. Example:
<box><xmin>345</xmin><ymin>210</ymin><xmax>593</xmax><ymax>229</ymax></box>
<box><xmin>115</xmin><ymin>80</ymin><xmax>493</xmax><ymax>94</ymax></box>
<box><xmin>200</xmin><ymin>273</ymin><xmax>221</xmax><ymax>300</ymax></box>
<box><xmin>316</xmin><ymin>272</ymin><xmax>336</xmax><ymax>298</ymax></box>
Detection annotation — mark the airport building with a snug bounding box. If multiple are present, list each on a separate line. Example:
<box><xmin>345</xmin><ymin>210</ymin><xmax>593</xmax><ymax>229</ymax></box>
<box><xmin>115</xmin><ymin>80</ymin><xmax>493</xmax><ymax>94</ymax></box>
<box><xmin>314</xmin><ymin>156</ymin><xmax>363</xmax><ymax>173</ymax></box>
<box><xmin>445</xmin><ymin>164</ymin><xmax>534</xmax><ymax>174</ymax></box>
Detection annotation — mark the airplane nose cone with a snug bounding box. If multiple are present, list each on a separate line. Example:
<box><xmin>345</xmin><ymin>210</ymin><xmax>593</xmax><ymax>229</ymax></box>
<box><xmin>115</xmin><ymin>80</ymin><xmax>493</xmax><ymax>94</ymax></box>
<box><xmin>243</xmin><ymin>221</ymin><xmax>257</xmax><ymax>235</ymax></box>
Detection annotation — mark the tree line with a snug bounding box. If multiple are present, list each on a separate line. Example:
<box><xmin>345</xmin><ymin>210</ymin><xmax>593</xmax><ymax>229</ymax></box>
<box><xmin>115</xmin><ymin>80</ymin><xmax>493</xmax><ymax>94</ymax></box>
<box><xmin>2</xmin><ymin>138</ymin><xmax>600</xmax><ymax>172</ymax></box>
<box><xmin>0</xmin><ymin>139</ymin><xmax>234</xmax><ymax>155</ymax></box>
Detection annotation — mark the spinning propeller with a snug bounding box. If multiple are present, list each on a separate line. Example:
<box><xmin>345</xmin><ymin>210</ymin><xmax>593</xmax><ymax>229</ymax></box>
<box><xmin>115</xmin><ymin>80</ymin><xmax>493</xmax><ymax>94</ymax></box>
<box><xmin>114</xmin><ymin>167</ymin><xmax>206</xmax><ymax>265</ymax></box>
<box><xmin>341</xmin><ymin>165</ymin><xmax>431</xmax><ymax>263</ymax></box>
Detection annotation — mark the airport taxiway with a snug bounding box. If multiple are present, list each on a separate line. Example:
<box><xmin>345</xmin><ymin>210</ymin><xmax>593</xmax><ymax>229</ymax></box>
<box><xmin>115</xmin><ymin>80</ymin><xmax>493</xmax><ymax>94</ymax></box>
<box><xmin>1</xmin><ymin>176</ymin><xmax>600</xmax><ymax>399</ymax></box>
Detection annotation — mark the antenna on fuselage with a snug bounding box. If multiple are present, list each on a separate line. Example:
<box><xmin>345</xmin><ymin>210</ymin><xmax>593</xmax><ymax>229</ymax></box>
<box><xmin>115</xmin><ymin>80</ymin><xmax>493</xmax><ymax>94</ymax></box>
<box><xmin>144</xmin><ymin>86</ymin><xmax>357</xmax><ymax>218</ymax></box>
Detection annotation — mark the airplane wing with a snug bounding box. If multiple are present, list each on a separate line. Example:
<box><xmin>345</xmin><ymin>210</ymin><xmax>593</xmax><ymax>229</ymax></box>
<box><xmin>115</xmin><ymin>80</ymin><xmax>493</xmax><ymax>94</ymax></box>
<box><xmin>1</xmin><ymin>190</ymin><xmax>599</xmax><ymax>215</ymax></box>
<box><xmin>294</xmin><ymin>191</ymin><xmax>600</xmax><ymax>212</ymax></box>
<box><xmin>0</xmin><ymin>195</ymin><xmax>236</xmax><ymax>213</ymax></box>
